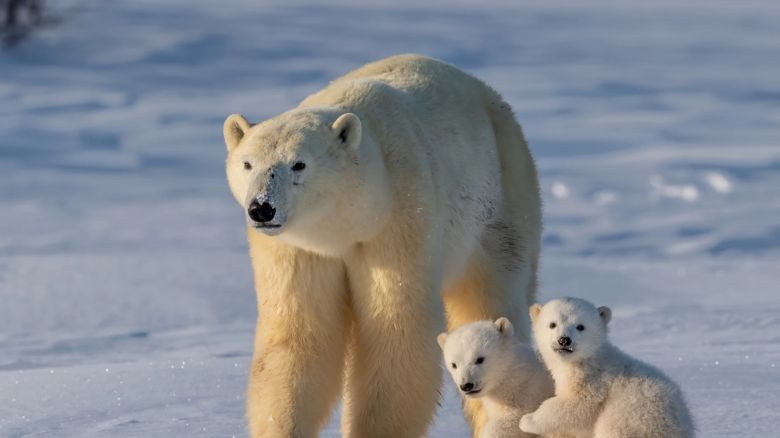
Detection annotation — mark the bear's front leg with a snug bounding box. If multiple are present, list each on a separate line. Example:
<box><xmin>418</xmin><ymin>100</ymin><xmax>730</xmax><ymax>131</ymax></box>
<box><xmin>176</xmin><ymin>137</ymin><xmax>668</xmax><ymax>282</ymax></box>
<box><xmin>342</xmin><ymin>238</ymin><xmax>445</xmax><ymax>438</ymax></box>
<box><xmin>519</xmin><ymin>412</ymin><xmax>543</xmax><ymax>436</ymax></box>
<box><xmin>489</xmin><ymin>414</ymin><xmax>535</xmax><ymax>438</ymax></box>
<box><xmin>247</xmin><ymin>232</ymin><xmax>350</xmax><ymax>438</ymax></box>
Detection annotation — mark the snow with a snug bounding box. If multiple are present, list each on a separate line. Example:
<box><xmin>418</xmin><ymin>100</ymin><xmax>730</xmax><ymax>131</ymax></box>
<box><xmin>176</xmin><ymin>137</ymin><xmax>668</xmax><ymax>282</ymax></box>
<box><xmin>1</xmin><ymin>0</ymin><xmax>779</xmax><ymax>436</ymax></box>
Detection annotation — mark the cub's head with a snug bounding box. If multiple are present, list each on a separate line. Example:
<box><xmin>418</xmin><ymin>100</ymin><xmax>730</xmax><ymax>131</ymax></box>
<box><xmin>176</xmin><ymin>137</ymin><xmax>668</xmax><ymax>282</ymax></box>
<box><xmin>223</xmin><ymin>109</ymin><xmax>363</xmax><ymax>238</ymax></box>
<box><xmin>437</xmin><ymin>318</ymin><xmax>515</xmax><ymax>398</ymax></box>
<box><xmin>530</xmin><ymin>298</ymin><xmax>611</xmax><ymax>363</ymax></box>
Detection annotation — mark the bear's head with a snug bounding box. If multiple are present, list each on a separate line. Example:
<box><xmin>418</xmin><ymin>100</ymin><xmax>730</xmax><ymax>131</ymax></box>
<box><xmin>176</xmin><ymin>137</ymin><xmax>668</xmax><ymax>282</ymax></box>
<box><xmin>437</xmin><ymin>318</ymin><xmax>516</xmax><ymax>398</ymax></box>
<box><xmin>223</xmin><ymin>108</ymin><xmax>391</xmax><ymax>255</ymax></box>
<box><xmin>529</xmin><ymin>298</ymin><xmax>611</xmax><ymax>364</ymax></box>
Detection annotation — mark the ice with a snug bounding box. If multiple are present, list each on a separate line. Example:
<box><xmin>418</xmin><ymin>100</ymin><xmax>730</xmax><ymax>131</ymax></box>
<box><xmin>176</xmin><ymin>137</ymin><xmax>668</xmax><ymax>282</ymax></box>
<box><xmin>1</xmin><ymin>0</ymin><xmax>779</xmax><ymax>436</ymax></box>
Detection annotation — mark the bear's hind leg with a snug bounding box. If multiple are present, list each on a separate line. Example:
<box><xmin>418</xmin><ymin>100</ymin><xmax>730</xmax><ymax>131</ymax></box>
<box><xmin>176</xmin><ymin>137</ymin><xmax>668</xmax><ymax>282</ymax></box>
<box><xmin>442</xmin><ymin>241</ymin><xmax>534</xmax><ymax>437</ymax></box>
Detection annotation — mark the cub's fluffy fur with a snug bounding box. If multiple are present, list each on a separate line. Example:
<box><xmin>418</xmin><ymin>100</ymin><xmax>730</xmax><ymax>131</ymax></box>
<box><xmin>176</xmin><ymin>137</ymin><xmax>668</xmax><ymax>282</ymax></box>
<box><xmin>521</xmin><ymin>298</ymin><xmax>694</xmax><ymax>438</ymax></box>
<box><xmin>439</xmin><ymin>318</ymin><xmax>565</xmax><ymax>438</ymax></box>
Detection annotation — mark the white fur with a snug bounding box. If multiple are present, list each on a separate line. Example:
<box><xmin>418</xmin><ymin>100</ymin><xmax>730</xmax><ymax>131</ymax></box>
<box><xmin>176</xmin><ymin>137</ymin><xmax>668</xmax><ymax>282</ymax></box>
<box><xmin>224</xmin><ymin>54</ymin><xmax>542</xmax><ymax>437</ymax></box>
<box><xmin>438</xmin><ymin>318</ymin><xmax>567</xmax><ymax>438</ymax></box>
<box><xmin>521</xmin><ymin>298</ymin><xmax>695</xmax><ymax>438</ymax></box>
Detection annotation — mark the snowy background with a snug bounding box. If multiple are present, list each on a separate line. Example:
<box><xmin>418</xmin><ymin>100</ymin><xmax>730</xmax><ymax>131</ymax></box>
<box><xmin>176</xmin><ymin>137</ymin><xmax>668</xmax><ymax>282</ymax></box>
<box><xmin>1</xmin><ymin>0</ymin><xmax>779</xmax><ymax>436</ymax></box>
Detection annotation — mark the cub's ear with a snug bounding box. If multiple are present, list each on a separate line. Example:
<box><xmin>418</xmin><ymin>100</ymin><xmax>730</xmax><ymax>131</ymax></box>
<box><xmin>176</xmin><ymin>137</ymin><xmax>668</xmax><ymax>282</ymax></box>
<box><xmin>223</xmin><ymin>114</ymin><xmax>251</xmax><ymax>152</ymax></box>
<box><xmin>331</xmin><ymin>113</ymin><xmax>362</xmax><ymax>149</ymax></box>
<box><xmin>598</xmin><ymin>306</ymin><xmax>612</xmax><ymax>325</ymax></box>
<box><xmin>437</xmin><ymin>332</ymin><xmax>448</xmax><ymax>351</ymax></box>
<box><xmin>529</xmin><ymin>303</ymin><xmax>542</xmax><ymax>322</ymax></box>
<box><xmin>494</xmin><ymin>317</ymin><xmax>514</xmax><ymax>337</ymax></box>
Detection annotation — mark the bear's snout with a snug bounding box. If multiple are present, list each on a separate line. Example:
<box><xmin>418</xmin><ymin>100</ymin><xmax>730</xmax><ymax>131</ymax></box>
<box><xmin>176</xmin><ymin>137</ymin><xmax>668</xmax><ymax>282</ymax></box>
<box><xmin>248</xmin><ymin>200</ymin><xmax>276</xmax><ymax>223</ymax></box>
<box><xmin>557</xmin><ymin>336</ymin><xmax>572</xmax><ymax>347</ymax></box>
<box><xmin>460</xmin><ymin>382</ymin><xmax>474</xmax><ymax>392</ymax></box>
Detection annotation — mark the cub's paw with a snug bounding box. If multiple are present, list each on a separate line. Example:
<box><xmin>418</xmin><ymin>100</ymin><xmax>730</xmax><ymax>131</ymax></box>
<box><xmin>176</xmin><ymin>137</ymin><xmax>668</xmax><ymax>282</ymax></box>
<box><xmin>519</xmin><ymin>414</ymin><xmax>541</xmax><ymax>435</ymax></box>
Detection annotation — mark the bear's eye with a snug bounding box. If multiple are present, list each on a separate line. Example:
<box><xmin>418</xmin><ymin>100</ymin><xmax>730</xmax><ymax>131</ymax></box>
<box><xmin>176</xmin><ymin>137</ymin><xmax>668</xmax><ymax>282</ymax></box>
<box><xmin>475</xmin><ymin>357</ymin><xmax>485</xmax><ymax>365</ymax></box>
<box><xmin>549</xmin><ymin>322</ymin><xmax>557</xmax><ymax>329</ymax></box>
<box><xmin>576</xmin><ymin>324</ymin><xmax>585</xmax><ymax>331</ymax></box>
<box><xmin>451</xmin><ymin>363</ymin><xmax>457</xmax><ymax>369</ymax></box>
<box><xmin>243</xmin><ymin>162</ymin><xmax>252</xmax><ymax>170</ymax></box>
<box><xmin>291</xmin><ymin>162</ymin><xmax>306</xmax><ymax>172</ymax></box>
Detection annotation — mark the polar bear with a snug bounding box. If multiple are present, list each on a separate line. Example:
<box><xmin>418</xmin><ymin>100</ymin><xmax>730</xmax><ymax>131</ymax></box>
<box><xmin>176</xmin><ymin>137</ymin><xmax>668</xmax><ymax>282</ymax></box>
<box><xmin>438</xmin><ymin>318</ymin><xmax>562</xmax><ymax>438</ymax></box>
<box><xmin>520</xmin><ymin>298</ymin><xmax>694</xmax><ymax>438</ymax></box>
<box><xmin>222</xmin><ymin>54</ymin><xmax>541</xmax><ymax>437</ymax></box>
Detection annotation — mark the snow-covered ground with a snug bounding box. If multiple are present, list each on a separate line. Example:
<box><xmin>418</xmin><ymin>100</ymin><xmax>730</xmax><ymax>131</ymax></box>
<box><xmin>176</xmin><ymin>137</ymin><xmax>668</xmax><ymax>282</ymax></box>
<box><xmin>1</xmin><ymin>0</ymin><xmax>779</xmax><ymax>436</ymax></box>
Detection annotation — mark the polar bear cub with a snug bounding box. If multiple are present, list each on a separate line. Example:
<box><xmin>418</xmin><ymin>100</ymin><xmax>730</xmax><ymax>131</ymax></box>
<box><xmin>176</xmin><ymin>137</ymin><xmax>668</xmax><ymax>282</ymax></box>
<box><xmin>520</xmin><ymin>298</ymin><xmax>694</xmax><ymax>438</ymax></box>
<box><xmin>438</xmin><ymin>318</ymin><xmax>560</xmax><ymax>438</ymax></box>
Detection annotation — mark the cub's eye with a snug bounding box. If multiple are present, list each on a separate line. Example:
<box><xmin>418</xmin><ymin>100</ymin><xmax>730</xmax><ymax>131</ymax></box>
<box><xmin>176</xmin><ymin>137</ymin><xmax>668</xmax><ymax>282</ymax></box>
<box><xmin>243</xmin><ymin>162</ymin><xmax>252</xmax><ymax>170</ymax></box>
<box><xmin>549</xmin><ymin>322</ymin><xmax>557</xmax><ymax>329</ymax></box>
<box><xmin>475</xmin><ymin>357</ymin><xmax>485</xmax><ymax>365</ymax></box>
<box><xmin>451</xmin><ymin>363</ymin><xmax>457</xmax><ymax>369</ymax></box>
<box><xmin>291</xmin><ymin>162</ymin><xmax>306</xmax><ymax>172</ymax></box>
<box><xmin>576</xmin><ymin>324</ymin><xmax>585</xmax><ymax>331</ymax></box>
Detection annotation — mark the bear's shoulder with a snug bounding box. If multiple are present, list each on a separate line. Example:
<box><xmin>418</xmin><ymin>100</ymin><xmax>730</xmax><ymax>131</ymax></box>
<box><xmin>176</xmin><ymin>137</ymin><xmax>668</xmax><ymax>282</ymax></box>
<box><xmin>299</xmin><ymin>73</ymin><xmax>407</xmax><ymax>108</ymax></box>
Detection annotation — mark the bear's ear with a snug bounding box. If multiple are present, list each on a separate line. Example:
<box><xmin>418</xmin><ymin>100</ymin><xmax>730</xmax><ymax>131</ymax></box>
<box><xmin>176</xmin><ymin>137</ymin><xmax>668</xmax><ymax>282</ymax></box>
<box><xmin>223</xmin><ymin>114</ymin><xmax>251</xmax><ymax>152</ymax></box>
<box><xmin>331</xmin><ymin>113</ymin><xmax>362</xmax><ymax>150</ymax></box>
<box><xmin>494</xmin><ymin>317</ymin><xmax>514</xmax><ymax>337</ymax></box>
<box><xmin>437</xmin><ymin>332</ymin><xmax>448</xmax><ymax>350</ymax></box>
<box><xmin>529</xmin><ymin>304</ymin><xmax>542</xmax><ymax>322</ymax></box>
<box><xmin>598</xmin><ymin>306</ymin><xmax>612</xmax><ymax>325</ymax></box>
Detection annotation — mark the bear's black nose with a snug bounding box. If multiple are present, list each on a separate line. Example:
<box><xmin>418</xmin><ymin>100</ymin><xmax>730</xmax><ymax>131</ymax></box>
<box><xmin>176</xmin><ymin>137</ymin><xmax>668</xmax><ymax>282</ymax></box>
<box><xmin>558</xmin><ymin>336</ymin><xmax>572</xmax><ymax>347</ymax></box>
<box><xmin>248</xmin><ymin>200</ymin><xmax>276</xmax><ymax>222</ymax></box>
<box><xmin>460</xmin><ymin>382</ymin><xmax>474</xmax><ymax>392</ymax></box>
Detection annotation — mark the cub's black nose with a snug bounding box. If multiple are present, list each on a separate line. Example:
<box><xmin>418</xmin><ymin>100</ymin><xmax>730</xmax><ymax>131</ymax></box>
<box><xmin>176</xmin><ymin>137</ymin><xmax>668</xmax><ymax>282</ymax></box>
<box><xmin>460</xmin><ymin>382</ymin><xmax>474</xmax><ymax>392</ymax></box>
<box><xmin>248</xmin><ymin>200</ymin><xmax>276</xmax><ymax>222</ymax></box>
<box><xmin>558</xmin><ymin>336</ymin><xmax>572</xmax><ymax>347</ymax></box>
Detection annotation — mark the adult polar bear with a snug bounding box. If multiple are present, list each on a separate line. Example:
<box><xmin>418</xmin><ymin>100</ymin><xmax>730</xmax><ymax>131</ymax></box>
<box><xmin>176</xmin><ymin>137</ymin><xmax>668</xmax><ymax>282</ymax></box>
<box><xmin>222</xmin><ymin>54</ymin><xmax>541</xmax><ymax>437</ymax></box>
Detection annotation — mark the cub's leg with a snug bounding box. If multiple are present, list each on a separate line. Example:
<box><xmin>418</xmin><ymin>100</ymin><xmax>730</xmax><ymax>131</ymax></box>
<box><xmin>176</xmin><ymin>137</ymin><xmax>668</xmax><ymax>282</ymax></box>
<box><xmin>520</xmin><ymin>396</ymin><xmax>600</xmax><ymax>437</ymax></box>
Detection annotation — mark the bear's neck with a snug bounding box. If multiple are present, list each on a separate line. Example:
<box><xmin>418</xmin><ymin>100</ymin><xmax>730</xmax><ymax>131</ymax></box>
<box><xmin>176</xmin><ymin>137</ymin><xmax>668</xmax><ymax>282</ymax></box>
<box><xmin>548</xmin><ymin>344</ymin><xmax>618</xmax><ymax>397</ymax></box>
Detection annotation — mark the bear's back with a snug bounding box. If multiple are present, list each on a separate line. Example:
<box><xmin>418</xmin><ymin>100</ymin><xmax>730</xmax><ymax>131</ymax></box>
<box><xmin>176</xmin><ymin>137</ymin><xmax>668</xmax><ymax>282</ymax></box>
<box><xmin>299</xmin><ymin>54</ymin><xmax>498</xmax><ymax>119</ymax></box>
<box><xmin>338</xmin><ymin>54</ymin><xmax>486</xmax><ymax>93</ymax></box>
